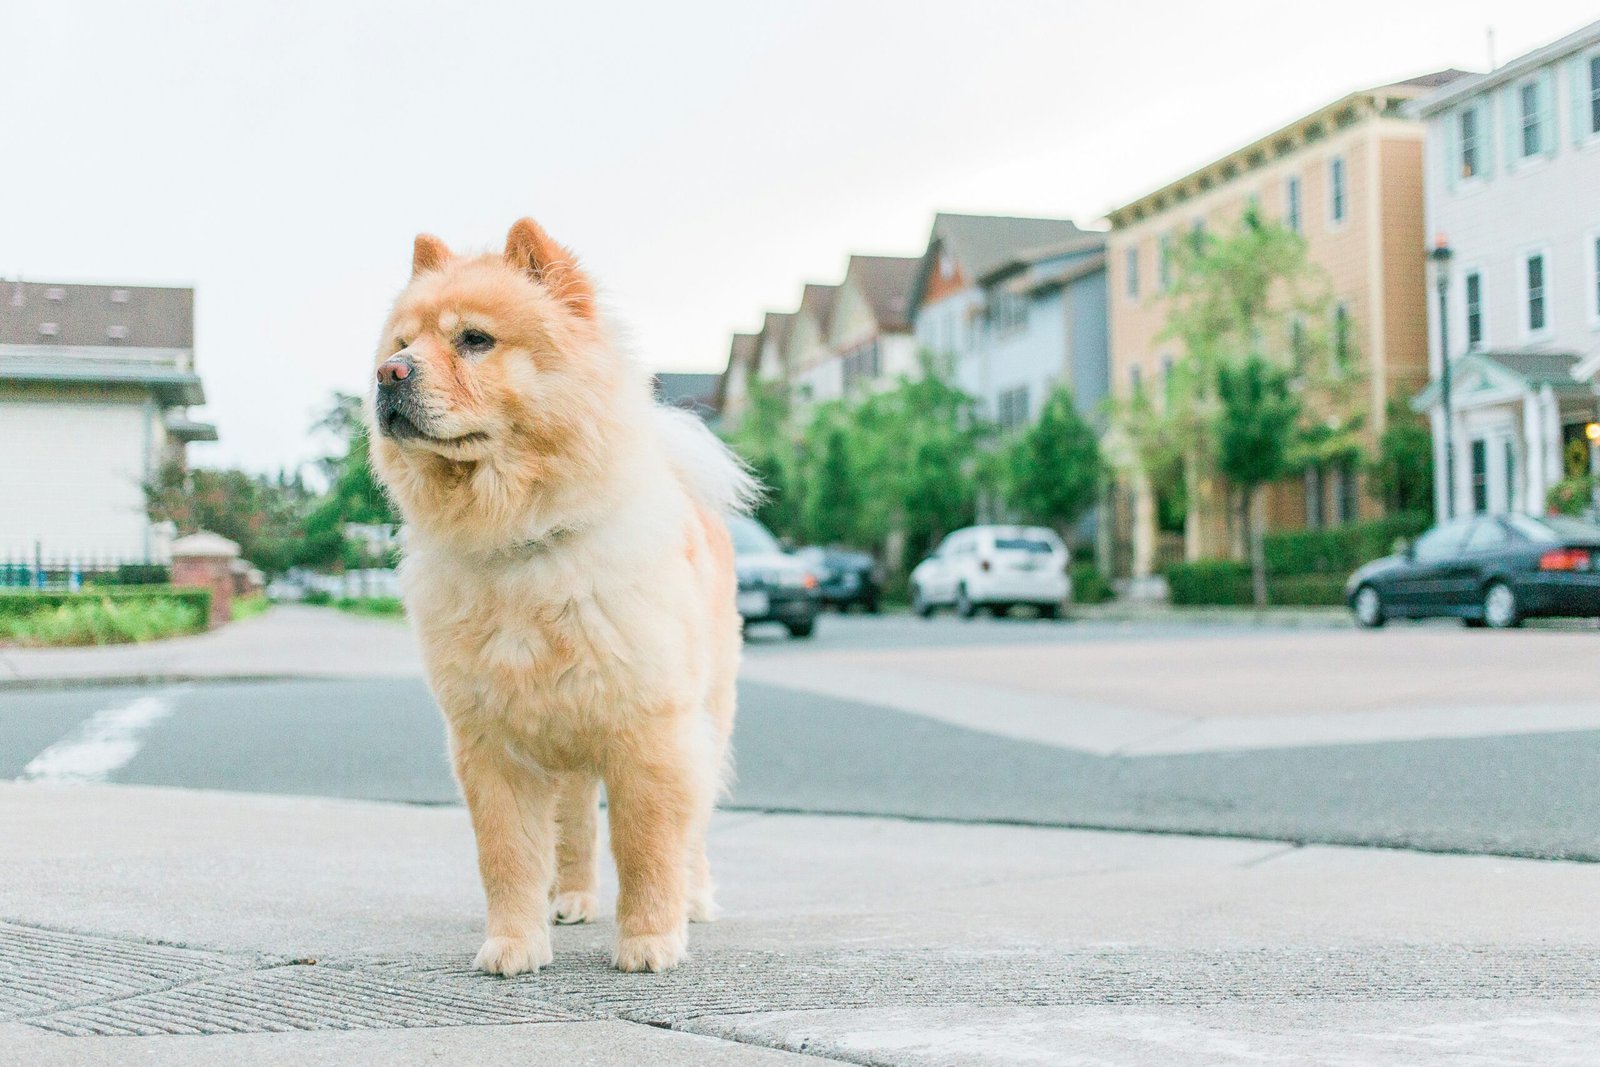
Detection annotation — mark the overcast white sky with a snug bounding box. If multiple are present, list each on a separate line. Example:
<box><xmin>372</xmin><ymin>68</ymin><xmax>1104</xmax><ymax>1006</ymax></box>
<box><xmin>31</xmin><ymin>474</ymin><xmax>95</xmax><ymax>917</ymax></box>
<box><xmin>6</xmin><ymin>1</ymin><xmax>1596</xmax><ymax>473</ymax></box>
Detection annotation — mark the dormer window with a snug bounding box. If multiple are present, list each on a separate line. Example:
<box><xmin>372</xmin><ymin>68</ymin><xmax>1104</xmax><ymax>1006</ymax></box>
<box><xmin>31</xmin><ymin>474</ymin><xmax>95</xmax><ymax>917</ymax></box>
<box><xmin>38</xmin><ymin>322</ymin><xmax>59</xmax><ymax>337</ymax></box>
<box><xmin>107</xmin><ymin>325</ymin><xmax>129</xmax><ymax>341</ymax></box>
<box><xmin>111</xmin><ymin>289</ymin><xmax>130</xmax><ymax>303</ymax></box>
<box><xmin>45</xmin><ymin>287</ymin><xmax>65</xmax><ymax>302</ymax></box>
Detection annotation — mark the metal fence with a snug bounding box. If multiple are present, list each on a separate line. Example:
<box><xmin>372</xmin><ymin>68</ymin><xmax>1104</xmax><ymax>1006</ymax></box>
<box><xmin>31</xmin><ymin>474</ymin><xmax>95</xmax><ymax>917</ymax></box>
<box><xmin>0</xmin><ymin>547</ymin><xmax>169</xmax><ymax>591</ymax></box>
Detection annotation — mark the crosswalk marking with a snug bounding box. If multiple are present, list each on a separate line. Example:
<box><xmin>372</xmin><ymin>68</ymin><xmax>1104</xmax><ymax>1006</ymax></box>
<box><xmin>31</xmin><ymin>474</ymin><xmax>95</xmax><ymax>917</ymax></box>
<box><xmin>19</xmin><ymin>693</ymin><xmax>179</xmax><ymax>784</ymax></box>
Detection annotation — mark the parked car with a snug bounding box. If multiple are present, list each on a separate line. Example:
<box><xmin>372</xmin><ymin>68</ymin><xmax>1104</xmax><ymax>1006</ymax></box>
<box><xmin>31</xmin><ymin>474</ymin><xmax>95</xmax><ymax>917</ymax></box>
<box><xmin>908</xmin><ymin>525</ymin><xmax>1070</xmax><ymax>619</ymax></box>
<box><xmin>795</xmin><ymin>547</ymin><xmax>882</xmax><ymax>613</ymax></box>
<box><xmin>1346</xmin><ymin>514</ymin><xmax>1600</xmax><ymax>629</ymax></box>
<box><xmin>728</xmin><ymin>515</ymin><xmax>821</xmax><ymax>638</ymax></box>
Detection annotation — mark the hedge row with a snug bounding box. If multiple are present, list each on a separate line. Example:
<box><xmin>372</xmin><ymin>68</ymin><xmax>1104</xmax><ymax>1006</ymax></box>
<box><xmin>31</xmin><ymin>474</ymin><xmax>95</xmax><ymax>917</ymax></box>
<box><xmin>1166</xmin><ymin>561</ymin><xmax>1347</xmax><ymax>607</ymax></box>
<box><xmin>1261</xmin><ymin>512</ymin><xmax>1430</xmax><ymax>577</ymax></box>
<box><xmin>0</xmin><ymin>586</ymin><xmax>213</xmax><ymax>624</ymax></box>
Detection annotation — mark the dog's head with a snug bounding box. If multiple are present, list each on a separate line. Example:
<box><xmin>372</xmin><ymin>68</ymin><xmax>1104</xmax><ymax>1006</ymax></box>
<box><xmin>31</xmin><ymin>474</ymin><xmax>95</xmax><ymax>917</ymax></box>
<box><xmin>369</xmin><ymin>219</ymin><xmax>631</xmax><ymax>534</ymax></box>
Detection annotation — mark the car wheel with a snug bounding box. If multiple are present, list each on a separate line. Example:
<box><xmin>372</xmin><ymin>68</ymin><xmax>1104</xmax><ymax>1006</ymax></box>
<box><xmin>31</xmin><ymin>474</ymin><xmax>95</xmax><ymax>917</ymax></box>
<box><xmin>989</xmin><ymin>603</ymin><xmax>1011</xmax><ymax>618</ymax></box>
<box><xmin>910</xmin><ymin>584</ymin><xmax>935</xmax><ymax>619</ymax></box>
<box><xmin>1352</xmin><ymin>585</ymin><xmax>1386</xmax><ymax>629</ymax></box>
<box><xmin>955</xmin><ymin>584</ymin><xmax>978</xmax><ymax>619</ymax></box>
<box><xmin>1483</xmin><ymin>582</ymin><xmax>1521</xmax><ymax>629</ymax></box>
<box><xmin>1038</xmin><ymin>603</ymin><xmax>1060</xmax><ymax>620</ymax></box>
<box><xmin>786</xmin><ymin>620</ymin><xmax>816</xmax><ymax>638</ymax></box>
<box><xmin>864</xmin><ymin>598</ymin><xmax>881</xmax><ymax>615</ymax></box>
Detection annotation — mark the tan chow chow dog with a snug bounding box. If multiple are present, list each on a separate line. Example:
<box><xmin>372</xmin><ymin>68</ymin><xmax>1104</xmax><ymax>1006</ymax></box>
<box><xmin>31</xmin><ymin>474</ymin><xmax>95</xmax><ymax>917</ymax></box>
<box><xmin>367</xmin><ymin>218</ymin><xmax>754</xmax><ymax>975</ymax></box>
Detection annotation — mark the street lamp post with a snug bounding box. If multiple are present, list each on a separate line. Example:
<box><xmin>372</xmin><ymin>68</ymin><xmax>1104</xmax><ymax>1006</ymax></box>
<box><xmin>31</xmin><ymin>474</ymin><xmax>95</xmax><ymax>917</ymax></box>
<box><xmin>1429</xmin><ymin>237</ymin><xmax>1455</xmax><ymax>520</ymax></box>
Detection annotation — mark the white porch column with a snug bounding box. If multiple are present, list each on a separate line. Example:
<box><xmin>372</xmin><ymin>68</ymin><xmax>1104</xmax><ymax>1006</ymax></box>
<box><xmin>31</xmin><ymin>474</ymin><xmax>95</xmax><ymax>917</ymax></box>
<box><xmin>1452</xmin><ymin>409</ymin><xmax>1473</xmax><ymax>517</ymax></box>
<box><xmin>1523</xmin><ymin>392</ymin><xmax>1546</xmax><ymax>516</ymax></box>
<box><xmin>1544</xmin><ymin>386</ymin><xmax>1564</xmax><ymax>501</ymax></box>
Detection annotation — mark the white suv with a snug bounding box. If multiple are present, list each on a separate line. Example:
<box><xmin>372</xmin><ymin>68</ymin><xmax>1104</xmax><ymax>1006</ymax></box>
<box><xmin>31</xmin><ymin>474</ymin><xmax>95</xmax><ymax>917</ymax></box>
<box><xmin>908</xmin><ymin>525</ymin><xmax>1070</xmax><ymax>619</ymax></box>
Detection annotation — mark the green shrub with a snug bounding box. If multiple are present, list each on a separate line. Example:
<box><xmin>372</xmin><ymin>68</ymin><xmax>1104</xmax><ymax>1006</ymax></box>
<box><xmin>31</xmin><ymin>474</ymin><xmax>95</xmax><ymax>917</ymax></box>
<box><xmin>0</xmin><ymin>586</ymin><xmax>211</xmax><ymax>625</ymax></box>
<box><xmin>230</xmin><ymin>594</ymin><xmax>271</xmax><ymax>622</ymax></box>
<box><xmin>1547</xmin><ymin>475</ymin><xmax>1597</xmax><ymax>517</ymax></box>
<box><xmin>336</xmin><ymin>596</ymin><xmax>405</xmax><ymax>618</ymax></box>
<box><xmin>1070</xmin><ymin>562</ymin><xmax>1114</xmax><ymax>605</ymax></box>
<box><xmin>301</xmin><ymin>589</ymin><xmax>334</xmax><ymax>606</ymax></box>
<box><xmin>0</xmin><ymin>594</ymin><xmax>206</xmax><ymax>646</ymax></box>
<box><xmin>1165</xmin><ymin>561</ymin><xmax>1346</xmax><ymax>607</ymax></box>
<box><xmin>1263</xmin><ymin>512</ymin><xmax>1429</xmax><ymax>576</ymax></box>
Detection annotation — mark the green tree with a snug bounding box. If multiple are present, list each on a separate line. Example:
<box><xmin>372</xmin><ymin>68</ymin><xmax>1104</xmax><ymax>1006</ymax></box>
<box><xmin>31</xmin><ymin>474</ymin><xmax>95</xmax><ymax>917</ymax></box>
<box><xmin>1367</xmin><ymin>401</ymin><xmax>1434</xmax><ymax>515</ymax></box>
<box><xmin>801</xmin><ymin>405</ymin><xmax>858</xmax><ymax>546</ymax></box>
<box><xmin>725</xmin><ymin>379</ymin><xmax>801</xmax><ymax>538</ymax></box>
<box><xmin>1215</xmin><ymin>356</ymin><xmax>1301</xmax><ymax>607</ymax></box>
<box><xmin>302</xmin><ymin>393</ymin><xmax>398</xmax><ymax>570</ymax></box>
<box><xmin>1004</xmin><ymin>387</ymin><xmax>1101</xmax><ymax>536</ymax></box>
<box><xmin>144</xmin><ymin>464</ymin><xmax>315</xmax><ymax>576</ymax></box>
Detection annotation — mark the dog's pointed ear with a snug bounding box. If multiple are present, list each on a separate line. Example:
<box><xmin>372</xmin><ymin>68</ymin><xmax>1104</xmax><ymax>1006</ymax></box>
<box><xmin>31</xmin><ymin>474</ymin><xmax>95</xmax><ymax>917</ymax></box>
<box><xmin>504</xmin><ymin>217</ymin><xmax>597</xmax><ymax>319</ymax></box>
<box><xmin>412</xmin><ymin>234</ymin><xmax>453</xmax><ymax>277</ymax></box>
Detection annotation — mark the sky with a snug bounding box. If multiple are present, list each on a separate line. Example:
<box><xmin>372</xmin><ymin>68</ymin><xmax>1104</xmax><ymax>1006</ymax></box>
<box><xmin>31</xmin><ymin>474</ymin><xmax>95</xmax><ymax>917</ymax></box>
<box><xmin>6</xmin><ymin>1</ymin><xmax>1597</xmax><ymax>474</ymax></box>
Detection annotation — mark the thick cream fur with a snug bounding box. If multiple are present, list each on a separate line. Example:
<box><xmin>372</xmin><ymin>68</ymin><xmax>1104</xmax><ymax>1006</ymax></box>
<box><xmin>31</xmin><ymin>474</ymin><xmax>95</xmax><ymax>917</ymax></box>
<box><xmin>369</xmin><ymin>222</ymin><xmax>746</xmax><ymax>975</ymax></box>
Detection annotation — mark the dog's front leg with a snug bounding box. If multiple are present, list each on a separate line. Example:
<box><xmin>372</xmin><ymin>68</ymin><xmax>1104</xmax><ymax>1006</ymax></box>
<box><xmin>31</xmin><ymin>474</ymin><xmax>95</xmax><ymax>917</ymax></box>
<box><xmin>606</xmin><ymin>754</ymin><xmax>696</xmax><ymax>973</ymax></box>
<box><xmin>452</xmin><ymin>732</ymin><xmax>556</xmax><ymax>976</ymax></box>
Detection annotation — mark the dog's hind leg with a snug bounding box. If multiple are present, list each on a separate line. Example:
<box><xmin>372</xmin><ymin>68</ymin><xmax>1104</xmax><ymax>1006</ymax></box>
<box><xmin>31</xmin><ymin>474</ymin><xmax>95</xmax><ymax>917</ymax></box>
<box><xmin>551</xmin><ymin>773</ymin><xmax>601</xmax><ymax>924</ymax></box>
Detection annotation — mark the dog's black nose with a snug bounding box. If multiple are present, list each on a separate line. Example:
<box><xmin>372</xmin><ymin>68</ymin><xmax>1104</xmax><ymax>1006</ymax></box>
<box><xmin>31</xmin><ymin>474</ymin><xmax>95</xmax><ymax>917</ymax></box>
<box><xmin>377</xmin><ymin>356</ymin><xmax>415</xmax><ymax>388</ymax></box>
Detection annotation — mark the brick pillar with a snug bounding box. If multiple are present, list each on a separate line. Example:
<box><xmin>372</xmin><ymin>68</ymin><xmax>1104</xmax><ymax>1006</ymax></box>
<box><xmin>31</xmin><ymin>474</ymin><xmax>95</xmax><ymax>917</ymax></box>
<box><xmin>170</xmin><ymin>531</ymin><xmax>241</xmax><ymax>629</ymax></box>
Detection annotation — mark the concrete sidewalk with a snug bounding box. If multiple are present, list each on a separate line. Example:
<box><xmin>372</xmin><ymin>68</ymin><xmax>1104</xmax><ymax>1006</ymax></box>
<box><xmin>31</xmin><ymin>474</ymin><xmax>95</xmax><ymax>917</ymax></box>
<box><xmin>3</xmin><ymin>781</ymin><xmax>1599</xmax><ymax>1064</ymax></box>
<box><xmin>0</xmin><ymin>606</ymin><xmax>422</xmax><ymax>687</ymax></box>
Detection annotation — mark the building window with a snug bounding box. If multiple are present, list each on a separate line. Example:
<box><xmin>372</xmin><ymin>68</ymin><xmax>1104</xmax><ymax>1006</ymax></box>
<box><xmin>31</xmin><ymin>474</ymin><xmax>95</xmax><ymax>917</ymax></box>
<box><xmin>1125</xmin><ymin>247</ymin><xmax>1139</xmax><ymax>300</ymax></box>
<box><xmin>1518</xmin><ymin>79</ymin><xmax>1547</xmax><ymax>158</ymax></box>
<box><xmin>1590</xmin><ymin>55</ymin><xmax>1600</xmax><ymax>136</ymax></box>
<box><xmin>841</xmin><ymin>340</ymin><xmax>881</xmax><ymax>391</ymax></box>
<box><xmin>996</xmin><ymin>385</ymin><xmax>1030</xmax><ymax>431</ymax></box>
<box><xmin>1458</xmin><ymin>107</ymin><xmax>1481</xmax><ymax>179</ymax></box>
<box><xmin>1329</xmin><ymin>156</ymin><xmax>1347</xmax><ymax>223</ymax></box>
<box><xmin>1285</xmin><ymin>176</ymin><xmax>1302</xmax><ymax>233</ymax></box>
<box><xmin>1334</xmin><ymin>458</ymin><xmax>1359</xmax><ymax>524</ymax></box>
<box><xmin>1592</xmin><ymin>235</ymin><xmax>1600</xmax><ymax>321</ymax></box>
<box><xmin>1333</xmin><ymin>303</ymin><xmax>1351</xmax><ymax>369</ymax></box>
<box><xmin>1157</xmin><ymin>235</ymin><xmax>1172</xmax><ymax>291</ymax></box>
<box><xmin>1504</xmin><ymin>439</ymin><xmax>1517</xmax><ymax>513</ymax></box>
<box><xmin>1526</xmin><ymin>252</ymin><xmax>1547</xmax><ymax>333</ymax></box>
<box><xmin>989</xmin><ymin>291</ymin><xmax>1027</xmax><ymax>336</ymax></box>
<box><xmin>1465</xmin><ymin>271</ymin><xmax>1483</xmax><ymax>348</ymax></box>
<box><xmin>1189</xmin><ymin>218</ymin><xmax>1206</xmax><ymax>250</ymax></box>
<box><xmin>1290</xmin><ymin>318</ymin><xmax>1306</xmax><ymax>371</ymax></box>
<box><xmin>1471</xmin><ymin>439</ymin><xmax>1489</xmax><ymax>514</ymax></box>
<box><xmin>1305</xmin><ymin>465</ymin><xmax>1324</xmax><ymax>529</ymax></box>
<box><xmin>1130</xmin><ymin>364</ymin><xmax>1144</xmax><ymax>395</ymax></box>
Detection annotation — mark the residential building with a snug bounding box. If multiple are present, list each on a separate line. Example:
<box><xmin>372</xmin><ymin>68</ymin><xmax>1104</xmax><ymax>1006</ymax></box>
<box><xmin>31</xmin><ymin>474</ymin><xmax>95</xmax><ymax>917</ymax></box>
<box><xmin>1106</xmin><ymin>69</ymin><xmax>1469</xmax><ymax>574</ymax></box>
<box><xmin>822</xmin><ymin>254</ymin><xmax>920</xmax><ymax>399</ymax></box>
<box><xmin>786</xmin><ymin>283</ymin><xmax>840</xmax><ymax>407</ymax></box>
<box><xmin>0</xmin><ymin>280</ymin><xmax>216</xmax><ymax>560</ymax></box>
<box><xmin>1411</xmin><ymin>20</ymin><xmax>1600</xmax><ymax>519</ymax></box>
<box><xmin>909</xmin><ymin>212</ymin><xmax>1087</xmax><ymax>417</ymax></box>
<box><xmin>714</xmin><ymin>332</ymin><xmax>760</xmax><ymax>426</ymax></box>
<box><xmin>971</xmin><ymin>234</ymin><xmax>1110</xmax><ymax>432</ymax></box>
<box><xmin>652</xmin><ymin>372</ymin><xmax>722</xmax><ymax>423</ymax></box>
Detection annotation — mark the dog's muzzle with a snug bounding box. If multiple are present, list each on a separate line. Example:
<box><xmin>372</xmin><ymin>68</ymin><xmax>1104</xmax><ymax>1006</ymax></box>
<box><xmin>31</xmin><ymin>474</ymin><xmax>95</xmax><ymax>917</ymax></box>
<box><xmin>375</xmin><ymin>356</ymin><xmax>427</xmax><ymax>440</ymax></box>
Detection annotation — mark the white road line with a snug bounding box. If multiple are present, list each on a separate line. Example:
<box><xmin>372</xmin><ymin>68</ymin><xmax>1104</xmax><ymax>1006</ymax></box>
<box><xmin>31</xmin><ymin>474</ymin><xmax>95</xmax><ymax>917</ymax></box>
<box><xmin>19</xmin><ymin>692</ymin><xmax>179</xmax><ymax>784</ymax></box>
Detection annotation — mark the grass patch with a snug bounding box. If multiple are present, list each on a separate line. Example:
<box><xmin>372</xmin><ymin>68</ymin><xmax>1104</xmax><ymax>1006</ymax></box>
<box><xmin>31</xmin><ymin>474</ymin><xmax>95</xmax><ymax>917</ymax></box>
<box><xmin>230</xmin><ymin>594</ymin><xmax>271</xmax><ymax>622</ymax></box>
<box><xmin>0</xmin><ymin>595</ymin><xmax>206</xmax><ymax>646</ymax></box>
<box><xmin>336</xmin><ymin>596</ymin><xmax>405</xmax><ymax>618</ymax></box>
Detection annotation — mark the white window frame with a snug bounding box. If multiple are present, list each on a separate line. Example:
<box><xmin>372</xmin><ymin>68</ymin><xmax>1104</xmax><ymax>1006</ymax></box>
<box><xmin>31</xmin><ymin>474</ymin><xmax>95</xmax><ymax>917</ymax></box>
<box><xmin>1462</xmin><ymin>266</ymin><xmax>1485</xmax><ymax>350</ymax></box>
<box><xmin>1520</xmin><ymin>246</ymin><xmax>1552</xmax><ymax>340</ymax></box>
<box><xmin>1578</xmin><ymin>48</ymin><xmax>1600</xmax><ymax>147</ymax></box>
<box><xmin>1511</xmin><ymin>75</ymin><xmax>1549</xmax><ymax>166</ymax></box>
<box><xmin>1285</xmin><ymin>174</ymin><xmax>1302</xmax><ymax>233</ymax></box>
<box><xmin>1586</xmin><ymin>226</ymin><xmax>1600</xmax><ymax>330</ymax></box>
<box><xmin>1457</xmin><ymin>102</ymin><xmax>1487</xmax><ymax>185</ymax></box>
<box><xmin>1327</xmin><ymin>155</ymin><xmax>1348</xmax><ymax>227</ymax></box>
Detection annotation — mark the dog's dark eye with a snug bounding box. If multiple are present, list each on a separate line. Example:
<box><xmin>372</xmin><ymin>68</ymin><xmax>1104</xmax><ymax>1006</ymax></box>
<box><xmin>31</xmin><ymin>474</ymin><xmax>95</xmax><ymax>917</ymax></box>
<box><xmin>393</xmin><ymin>338</ymin><xmax>408</xmax><ymax>352</ymax></box>
<box><xmin>457</xmin><ymin>328</ymin><xmax>495</xmax><ymax>354</ymax></box>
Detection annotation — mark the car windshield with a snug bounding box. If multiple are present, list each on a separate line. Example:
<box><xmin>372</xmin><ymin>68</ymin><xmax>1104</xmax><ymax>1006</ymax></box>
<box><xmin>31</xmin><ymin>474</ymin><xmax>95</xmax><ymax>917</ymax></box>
<box><xmin>994</xmin><ymin>538</ymin><xmax>1055</xmax><ymax>554</ymax></box>
<box><xmin>727</xmin><ymin>515</ymin><xmax>782</xmax><ymax>555</ymax></box>
<box><xmin>1507</xmin><ymin>515</ymin><xmax>1600</xmax><ymax>543</ymax></box>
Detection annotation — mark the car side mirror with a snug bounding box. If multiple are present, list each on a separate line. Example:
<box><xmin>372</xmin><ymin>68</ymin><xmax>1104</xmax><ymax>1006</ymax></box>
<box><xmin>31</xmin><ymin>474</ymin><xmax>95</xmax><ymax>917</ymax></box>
<box><xmin>1394</xmin><ymin>537</ymin><xmax>1413</xmax><ymax>559</ymax></box>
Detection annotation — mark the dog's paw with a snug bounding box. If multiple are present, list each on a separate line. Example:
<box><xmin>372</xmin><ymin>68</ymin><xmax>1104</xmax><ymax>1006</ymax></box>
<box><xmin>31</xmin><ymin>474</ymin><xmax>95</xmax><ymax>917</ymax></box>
<box><xmin>550</xmin><ymin>890</ymin><xmax>599</xmax><ymax>925</ymax></box>
<box><xmin>687</xmin><ymin>889</ymin><xmax>719</xmax><ymax>924</ymax></box>
<box><xmin>613</xmin><ymin>931</ymin><xmax>687</xmax><ymax>973</ymax></box>
<box><xmin>473</xmin><ymin>933</ymin><xmax>552</xmax><ymax>977</ymax></box>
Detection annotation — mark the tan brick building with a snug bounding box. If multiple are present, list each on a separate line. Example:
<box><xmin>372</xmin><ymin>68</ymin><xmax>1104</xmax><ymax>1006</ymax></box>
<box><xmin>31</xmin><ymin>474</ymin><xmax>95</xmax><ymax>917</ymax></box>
<box><xmin>1105</xmin><ymin>71</ymin><xmax>1469</xmax><ymax>574</ymax></box>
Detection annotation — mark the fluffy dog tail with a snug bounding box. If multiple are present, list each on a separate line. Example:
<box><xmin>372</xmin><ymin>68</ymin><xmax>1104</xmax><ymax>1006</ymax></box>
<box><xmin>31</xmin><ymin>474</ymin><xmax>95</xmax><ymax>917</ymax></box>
<box><xmin>653</xmin><ymin>405</ymin><xmax>762</xmax><ymax>516</ymax></box>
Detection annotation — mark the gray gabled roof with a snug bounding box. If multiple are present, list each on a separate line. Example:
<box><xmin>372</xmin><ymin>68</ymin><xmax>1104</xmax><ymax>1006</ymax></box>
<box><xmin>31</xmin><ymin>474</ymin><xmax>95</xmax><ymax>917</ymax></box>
<box><xmin>797</xmin><ymin>283</ymin><xmax>840</xmax><ymax>333</ymax></box>
<box><xmin>2</xmin><ymin>280</ymin><xmax>194</xmax><ymax>349</ymax></box>
<box><xmin>1413</xmin><ymin>21</ymin><xmax>1600</xmax><ymax>116</ymax></box>
<box><xmin>1412</xmin><ymin>348</ymin><xmax>1589</xmax><ymax>410</ymax></box>
<box><xmin>843</xmin><ymin>254</ymin><xmax>919</xmax><ymax>331</ymax></box>
<box><xmin>910</xmin><ymin>213</ymin><xmax>1085</xmax><ymax>313</ymax></box>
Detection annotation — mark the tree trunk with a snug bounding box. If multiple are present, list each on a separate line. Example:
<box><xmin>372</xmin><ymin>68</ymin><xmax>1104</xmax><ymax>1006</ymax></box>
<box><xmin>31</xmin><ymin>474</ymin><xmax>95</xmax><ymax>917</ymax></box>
<box><xmin>1247</xmin><ymin>486</ymin><xmax>1268</xmax><ymax>609</ymax></box>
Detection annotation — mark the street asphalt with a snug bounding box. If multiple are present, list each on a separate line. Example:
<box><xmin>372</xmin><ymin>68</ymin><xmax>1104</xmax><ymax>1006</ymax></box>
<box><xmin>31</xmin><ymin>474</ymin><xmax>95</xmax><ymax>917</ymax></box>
<box><xmin>3</xmin><ymin>611</ymin><xmax>1598</xmax><ymax>860</ymax></box>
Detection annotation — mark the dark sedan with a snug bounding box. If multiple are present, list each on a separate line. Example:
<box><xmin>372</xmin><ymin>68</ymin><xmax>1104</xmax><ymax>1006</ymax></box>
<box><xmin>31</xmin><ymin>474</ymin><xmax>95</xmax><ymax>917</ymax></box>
<box><xmin>795</xmin><ymin>547</ymin><xmax>882</xmax><ymax>613</ymax></box>
<box><xmin>1347</xmin><ymin>514</ymin><xmax>1600</xmax><ymax>629</ymax></box>
<box><xmin>728</xmin><ymin>515</ymin><xmax>820</xmax><ymax>638</ymax></box>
